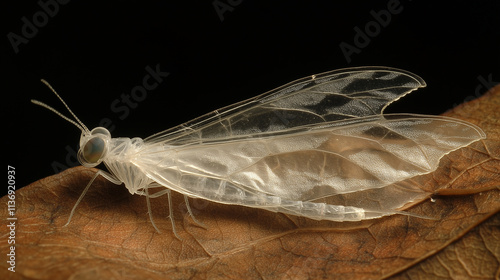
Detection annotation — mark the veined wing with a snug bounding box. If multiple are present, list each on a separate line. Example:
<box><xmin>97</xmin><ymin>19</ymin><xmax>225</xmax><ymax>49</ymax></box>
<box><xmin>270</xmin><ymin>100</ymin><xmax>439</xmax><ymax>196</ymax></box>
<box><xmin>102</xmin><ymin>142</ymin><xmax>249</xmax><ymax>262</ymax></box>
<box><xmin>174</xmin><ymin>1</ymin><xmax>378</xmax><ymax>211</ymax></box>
<box><xmin>137</xmin><ymin>114</ymin><xmax>485</xmax><ymax>206</ymax></box>
<box><xmin>144</xmin><ymin>67</ymin><xmax>426</xmax><ymax>146</ymax></box>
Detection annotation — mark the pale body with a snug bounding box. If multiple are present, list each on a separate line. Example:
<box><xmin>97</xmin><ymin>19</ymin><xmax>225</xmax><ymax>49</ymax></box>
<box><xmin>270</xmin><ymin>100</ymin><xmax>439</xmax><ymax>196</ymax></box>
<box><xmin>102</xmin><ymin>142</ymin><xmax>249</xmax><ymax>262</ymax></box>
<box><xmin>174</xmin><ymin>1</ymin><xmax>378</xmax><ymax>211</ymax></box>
<box><xmin>34</xmin><ymin>67</ymin><xmax>486</xmax><ymax>235</ymax></box>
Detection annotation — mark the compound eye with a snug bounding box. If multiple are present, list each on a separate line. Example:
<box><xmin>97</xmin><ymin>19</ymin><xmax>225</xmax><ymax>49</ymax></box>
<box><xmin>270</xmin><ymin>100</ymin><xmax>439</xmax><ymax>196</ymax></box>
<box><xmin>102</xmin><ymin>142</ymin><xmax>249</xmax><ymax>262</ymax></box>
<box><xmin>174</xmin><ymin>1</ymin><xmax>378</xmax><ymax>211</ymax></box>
<box><xmin>82</xmin><ymin>137</ymin><xmax>105</xmax><ymax>163</ymax></box>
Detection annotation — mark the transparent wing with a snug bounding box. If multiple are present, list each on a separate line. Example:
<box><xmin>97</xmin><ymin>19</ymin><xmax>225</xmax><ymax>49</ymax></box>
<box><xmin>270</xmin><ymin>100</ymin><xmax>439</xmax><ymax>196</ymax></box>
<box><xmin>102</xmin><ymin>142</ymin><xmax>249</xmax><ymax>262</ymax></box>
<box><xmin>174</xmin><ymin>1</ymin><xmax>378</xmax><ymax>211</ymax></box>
<box><xmin>144</xmin><ymin>67</ymin><xmax>426</xmax><ymax>146</ymax></box>
<box><xmin>136</xmin><ymin>114</ymin><xmax>485</xmax><ymax>212</ymax></box>
<box><xmin>135</xmin><ymin>67</ymin><xmax>485</xmax><ymax>217</ymax></box>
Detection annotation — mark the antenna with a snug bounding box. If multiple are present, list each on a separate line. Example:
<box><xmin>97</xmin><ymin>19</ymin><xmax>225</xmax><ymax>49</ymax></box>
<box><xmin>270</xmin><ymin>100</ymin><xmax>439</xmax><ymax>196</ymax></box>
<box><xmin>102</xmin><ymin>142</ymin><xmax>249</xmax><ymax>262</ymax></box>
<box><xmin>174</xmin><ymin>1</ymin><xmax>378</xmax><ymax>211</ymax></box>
<box><xmin>31</xmin><ymin>79</ymin><xmax>90</xmax><ymax>133</ymax></box>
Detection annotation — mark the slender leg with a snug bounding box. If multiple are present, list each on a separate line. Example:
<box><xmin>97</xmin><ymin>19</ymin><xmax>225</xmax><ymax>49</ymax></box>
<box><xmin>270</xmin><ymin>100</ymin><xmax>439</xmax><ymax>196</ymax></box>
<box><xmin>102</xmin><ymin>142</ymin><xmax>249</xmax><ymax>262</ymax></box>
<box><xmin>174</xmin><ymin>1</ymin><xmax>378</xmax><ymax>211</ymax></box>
<box><xmin>139</xmin><ymin>183</ymin><xmax>207</xmax><ymax>238</ymax></box>
<box><xmin>64</xmin><ymin>169</ymin><xmax>122</xmax><ymax>227</ymax></box>
<box><xmin>144</xmin><ymin>186</ymin><xmax>161</xmax><ymax>234</ymax></box>
<box><xmin>144</xmin><ymin>188</ymin><xmax>171</xmax><ymax>198</ymax></box>
<box><xmin>184</xmin><ymin>196</ymin><xmax>207</xmax><ymax>229</ymax></box>
<box><xmin>166</xmin><ymin>189</ymin><xmax>181</xmax><ymax>240</ymax></box>
<box><xmin>138</xmin><ymin>184</ymin><xmax>180</xmax><ymax>238</ymax></box>
<box><xmin>97</xmin><ymin>170</ymin><xmax>123</xmax><ymax>185</ymax></box>
<box><xmin>135</xmin><ymin>184</ymin><xmax>166</xmax><ymax>196</ymax></box>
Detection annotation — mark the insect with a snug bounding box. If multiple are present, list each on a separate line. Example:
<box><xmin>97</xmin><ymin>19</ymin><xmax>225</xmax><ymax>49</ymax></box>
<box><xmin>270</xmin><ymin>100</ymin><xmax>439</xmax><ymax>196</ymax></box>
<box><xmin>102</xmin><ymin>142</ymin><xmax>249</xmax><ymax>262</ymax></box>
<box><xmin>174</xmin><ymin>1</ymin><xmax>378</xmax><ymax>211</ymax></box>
<box><xmin>33</xmin><ymin>67</ymin><xmax>486</xmax><ymax>238</ymax></box>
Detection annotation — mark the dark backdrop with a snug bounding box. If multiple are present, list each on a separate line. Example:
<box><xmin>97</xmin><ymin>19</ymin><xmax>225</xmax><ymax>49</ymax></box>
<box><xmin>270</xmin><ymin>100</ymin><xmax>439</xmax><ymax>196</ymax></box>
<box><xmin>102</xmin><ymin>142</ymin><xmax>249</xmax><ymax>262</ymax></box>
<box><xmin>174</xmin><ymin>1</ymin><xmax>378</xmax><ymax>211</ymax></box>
<box><xmin>4</xmin><ymin>1</ymin><xmax>499</xmax><ymax>197</ymax></box>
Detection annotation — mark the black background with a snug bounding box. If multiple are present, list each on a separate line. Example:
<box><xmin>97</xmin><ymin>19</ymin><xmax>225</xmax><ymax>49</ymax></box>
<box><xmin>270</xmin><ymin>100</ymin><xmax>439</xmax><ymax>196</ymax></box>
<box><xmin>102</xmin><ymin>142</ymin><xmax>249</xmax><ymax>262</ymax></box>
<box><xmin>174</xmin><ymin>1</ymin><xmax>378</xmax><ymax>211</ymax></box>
<box><xmin>4</xmin><ymin>1</ymin><xmax>499</xmax><ymax>197</ymax></box>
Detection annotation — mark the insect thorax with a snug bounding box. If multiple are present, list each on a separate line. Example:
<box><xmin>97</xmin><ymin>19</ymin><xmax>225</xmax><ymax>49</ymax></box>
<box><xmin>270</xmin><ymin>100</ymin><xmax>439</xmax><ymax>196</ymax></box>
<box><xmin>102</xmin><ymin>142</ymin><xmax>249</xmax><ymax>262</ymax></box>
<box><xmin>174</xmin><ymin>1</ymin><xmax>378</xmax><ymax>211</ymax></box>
<box><xmin>104</xmin><ymin>137</ymin><xmax>153</xmax><ymax>195</ymax></box>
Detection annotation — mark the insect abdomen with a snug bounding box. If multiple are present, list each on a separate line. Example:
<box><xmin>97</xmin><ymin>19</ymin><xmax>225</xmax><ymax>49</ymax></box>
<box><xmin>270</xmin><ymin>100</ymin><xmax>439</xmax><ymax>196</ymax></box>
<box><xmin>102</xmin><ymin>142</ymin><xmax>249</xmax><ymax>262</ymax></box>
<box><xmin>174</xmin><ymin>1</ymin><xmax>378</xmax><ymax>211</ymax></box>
<box><xmin>195</xmin><ymin>178</ymin><xmax>366</xmax><ymax>221</ymax></box>
<box><xmin>276</xmin><ymin>202</ymin><xmax>367</xmax><ymax>221</ymax></box>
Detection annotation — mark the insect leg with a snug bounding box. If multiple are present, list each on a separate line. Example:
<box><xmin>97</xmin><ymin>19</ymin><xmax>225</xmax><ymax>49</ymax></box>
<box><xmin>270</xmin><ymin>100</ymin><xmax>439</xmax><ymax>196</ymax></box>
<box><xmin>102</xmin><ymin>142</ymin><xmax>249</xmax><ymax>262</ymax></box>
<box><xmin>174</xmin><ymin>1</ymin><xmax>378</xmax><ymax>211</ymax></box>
<box><xmin>184</xmin><ymin>195</ymin><xmax>207</xmax><ymax>229</ymax></box>
<box><xmin>144</xmin><ymin>184</ymin><xmax>181</xmax><ymax>239</ymax></box>
<box><xmin>140</xmin><ymin>185</ymin><xmax>206</xmax><ymax>234</ymax></box>
<box><xmin>143</xmin><ymin>188</ymin><xmax>170</xmax><ymax>198</ymax></box>
<box><xmin>143</xmin><ymin>186</ymin><xmax>162</xmax><ymax>234</ymax></box>
<box><xmin>165</xmin><ymin>189</ymin><xmax>181</xmax><ymax>240</ymax></box>
<box><xmin>64</xmin><ymin>169</ymin><xmax>122</xmax><ymax>227</ymax></box>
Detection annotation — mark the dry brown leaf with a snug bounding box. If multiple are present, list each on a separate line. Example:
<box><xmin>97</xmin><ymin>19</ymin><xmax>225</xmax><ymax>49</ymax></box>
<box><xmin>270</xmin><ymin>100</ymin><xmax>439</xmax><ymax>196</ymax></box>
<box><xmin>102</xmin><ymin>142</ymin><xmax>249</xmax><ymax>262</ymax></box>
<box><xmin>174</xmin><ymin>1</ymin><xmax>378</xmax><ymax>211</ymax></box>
<box><xmin>1</xmin><ymin>86</ymin><xmax>499</xmax><ymax>280</ymax></box>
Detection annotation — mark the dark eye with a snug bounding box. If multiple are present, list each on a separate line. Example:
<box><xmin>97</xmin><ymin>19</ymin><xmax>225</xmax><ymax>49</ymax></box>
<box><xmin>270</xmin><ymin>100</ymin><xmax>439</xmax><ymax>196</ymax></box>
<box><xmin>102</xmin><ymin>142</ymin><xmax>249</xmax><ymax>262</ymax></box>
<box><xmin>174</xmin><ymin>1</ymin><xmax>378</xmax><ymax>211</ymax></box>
<box><xmin>83</xmin><ymin>137</ymin><xmax>105</xmax><ymax>163</ymax></box>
